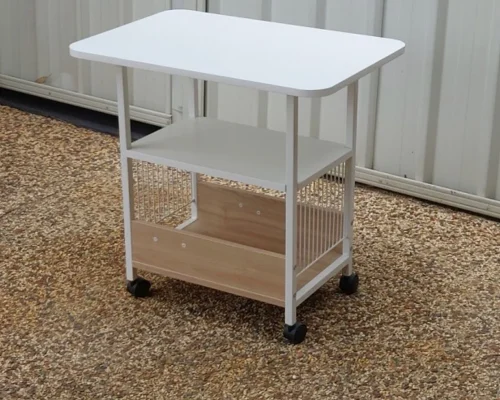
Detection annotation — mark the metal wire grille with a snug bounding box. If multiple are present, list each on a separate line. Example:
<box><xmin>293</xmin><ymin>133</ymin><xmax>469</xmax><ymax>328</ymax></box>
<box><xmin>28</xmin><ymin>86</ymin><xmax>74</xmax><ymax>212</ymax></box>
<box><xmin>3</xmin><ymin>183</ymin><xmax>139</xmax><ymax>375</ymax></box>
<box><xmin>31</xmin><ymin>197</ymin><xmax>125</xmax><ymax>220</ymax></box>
<box><xmin>297</xmin><ymin>163</ymin><xmax>346</xmax><ymax>272</ymax></box>
<box><xmin>132</xmin><ymin>160</ymin><xmax>192</xmax><ymax>226</ymax></box>
<box><xmin>132</xmin><ymin>160</ymin><xmax>346</xmax><ymax>272</ymax></box>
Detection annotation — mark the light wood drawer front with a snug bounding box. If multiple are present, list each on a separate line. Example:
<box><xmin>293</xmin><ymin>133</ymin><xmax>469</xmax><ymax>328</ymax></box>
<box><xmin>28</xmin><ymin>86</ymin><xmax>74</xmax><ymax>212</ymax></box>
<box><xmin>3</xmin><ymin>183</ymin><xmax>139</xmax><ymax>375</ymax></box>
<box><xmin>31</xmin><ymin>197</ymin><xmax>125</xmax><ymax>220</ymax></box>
<box><xmin>131</xmin><ymin>220</ymin><xmax>286</xmax><ymax>306</ymax></box>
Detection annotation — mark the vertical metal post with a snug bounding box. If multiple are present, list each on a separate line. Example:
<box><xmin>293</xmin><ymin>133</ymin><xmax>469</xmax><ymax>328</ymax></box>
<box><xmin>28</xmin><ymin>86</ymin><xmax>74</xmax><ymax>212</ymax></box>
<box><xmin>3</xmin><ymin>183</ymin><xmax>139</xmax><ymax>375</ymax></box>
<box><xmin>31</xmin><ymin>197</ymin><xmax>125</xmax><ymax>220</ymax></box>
<box><xmin>343</xmin><ymin>81</ymin><xmax>358</xmax><ymax>276</ymax></box>
<box><xmin>285</xmin><ymin>95</ymin><xmax>299</xmax><ymax>326</ymax></box>
<box><xmin>186</xmin><ymin>77</ymin><xmax>199</xmax><ymax>219</ymax></box>
<box><xmin>116</xmin><ymin>66</ymin><xmax>136</xmax><ymax>282</ymax></box>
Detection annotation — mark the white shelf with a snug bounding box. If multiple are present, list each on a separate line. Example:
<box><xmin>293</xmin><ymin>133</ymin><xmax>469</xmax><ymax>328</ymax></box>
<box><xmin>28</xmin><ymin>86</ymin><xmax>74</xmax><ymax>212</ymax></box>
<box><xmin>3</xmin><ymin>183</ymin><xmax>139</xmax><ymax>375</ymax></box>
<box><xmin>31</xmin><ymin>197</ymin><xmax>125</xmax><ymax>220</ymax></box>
<box><xmin>127</xmin><ymin>118</ymin><xmax>351</xmax><ymax>191</ymax></box>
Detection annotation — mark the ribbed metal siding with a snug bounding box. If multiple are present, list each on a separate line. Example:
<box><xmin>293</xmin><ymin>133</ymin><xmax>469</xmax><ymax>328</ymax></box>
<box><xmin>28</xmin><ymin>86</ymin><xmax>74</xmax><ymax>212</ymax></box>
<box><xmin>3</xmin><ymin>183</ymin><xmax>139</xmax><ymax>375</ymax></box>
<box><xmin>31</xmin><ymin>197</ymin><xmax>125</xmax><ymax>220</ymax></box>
<box><xmin>0</xmin><ymin>0</ymin><xmax>204</xmax><ymax>123</ymax></box>
<box><xmin>206</xmin><ymin>0</ymin><xmax>500</xmax><ymax>209</ymax></box>
<box><xmin>1</xmin><ymin>0</ymin><xmax>500</xmax><ymax>214</ymax></box>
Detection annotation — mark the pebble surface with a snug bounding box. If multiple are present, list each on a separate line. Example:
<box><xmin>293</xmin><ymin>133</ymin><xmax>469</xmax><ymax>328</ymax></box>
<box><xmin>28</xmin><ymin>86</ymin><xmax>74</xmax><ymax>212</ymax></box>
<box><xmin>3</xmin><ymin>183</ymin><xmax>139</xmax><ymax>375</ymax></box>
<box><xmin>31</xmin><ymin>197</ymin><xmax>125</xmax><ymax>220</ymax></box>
<box><xmin>0</xmin><ymin>106</ymin><xmax>499</xmax><ymax>399</ymax></box>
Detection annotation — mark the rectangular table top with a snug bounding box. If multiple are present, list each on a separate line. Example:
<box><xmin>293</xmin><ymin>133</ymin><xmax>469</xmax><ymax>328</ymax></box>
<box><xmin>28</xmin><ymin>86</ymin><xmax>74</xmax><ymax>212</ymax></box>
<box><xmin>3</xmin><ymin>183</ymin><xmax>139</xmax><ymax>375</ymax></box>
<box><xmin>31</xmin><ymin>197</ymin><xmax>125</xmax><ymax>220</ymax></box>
<box><xmin>70</xmin><ymin>10</ymin><xmax>404</xmax><ymax>97</ymax></box>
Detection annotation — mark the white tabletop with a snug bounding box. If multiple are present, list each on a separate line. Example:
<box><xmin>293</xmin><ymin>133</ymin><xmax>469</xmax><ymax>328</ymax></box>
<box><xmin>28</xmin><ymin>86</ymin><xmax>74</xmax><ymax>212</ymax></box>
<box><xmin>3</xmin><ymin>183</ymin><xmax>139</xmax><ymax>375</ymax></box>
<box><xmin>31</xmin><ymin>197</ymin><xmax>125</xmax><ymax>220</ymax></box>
<box><xmin>70</xmin><ymin>10</ymin><xmax>404</xmax><ymax>97</ymax></box>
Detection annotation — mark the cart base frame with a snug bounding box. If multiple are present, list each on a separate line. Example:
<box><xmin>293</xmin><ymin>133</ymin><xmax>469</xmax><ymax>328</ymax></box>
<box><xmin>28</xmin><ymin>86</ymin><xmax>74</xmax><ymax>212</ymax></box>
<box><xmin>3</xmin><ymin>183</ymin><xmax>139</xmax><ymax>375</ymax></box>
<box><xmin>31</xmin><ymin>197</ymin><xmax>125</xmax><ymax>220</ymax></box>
<box><xmin>117</xmin><ymin>67</ymin><xmax>359</xmax><ymax>344</ymax></box>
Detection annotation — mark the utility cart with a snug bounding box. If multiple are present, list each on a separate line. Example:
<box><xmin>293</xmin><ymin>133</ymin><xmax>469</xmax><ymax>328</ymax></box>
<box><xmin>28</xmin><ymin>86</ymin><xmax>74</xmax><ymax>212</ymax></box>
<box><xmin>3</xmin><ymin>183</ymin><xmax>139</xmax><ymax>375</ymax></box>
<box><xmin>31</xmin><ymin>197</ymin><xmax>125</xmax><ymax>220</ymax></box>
<box><xmin>70</xmin><ymin>10</ymin><xmax>404</xmax><ymax>344</ymax></box>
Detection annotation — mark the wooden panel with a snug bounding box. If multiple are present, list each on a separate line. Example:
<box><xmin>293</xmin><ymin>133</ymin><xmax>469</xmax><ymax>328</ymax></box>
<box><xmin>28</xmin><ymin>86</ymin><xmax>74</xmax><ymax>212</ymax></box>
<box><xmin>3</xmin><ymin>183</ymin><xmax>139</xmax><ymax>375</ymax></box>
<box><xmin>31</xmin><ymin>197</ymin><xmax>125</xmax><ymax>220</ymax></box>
<box><xmin>131</xmin><ymin>220</ymin><xmax>286</xmax><ymax>306</ymax></box>
<box><xmin>184</xmin><ymin>182</ymin><xmax>342</xmax><ymax>255</ymax></box>
<box><xmin>132</xmin><ymin>220</ymin><xmax>342</xmax><ymax>306</ymax></box>
<box><xmin>186</xmin><ymin>182</ymin><xmax>285</xmax><ymax>253</ymax></box>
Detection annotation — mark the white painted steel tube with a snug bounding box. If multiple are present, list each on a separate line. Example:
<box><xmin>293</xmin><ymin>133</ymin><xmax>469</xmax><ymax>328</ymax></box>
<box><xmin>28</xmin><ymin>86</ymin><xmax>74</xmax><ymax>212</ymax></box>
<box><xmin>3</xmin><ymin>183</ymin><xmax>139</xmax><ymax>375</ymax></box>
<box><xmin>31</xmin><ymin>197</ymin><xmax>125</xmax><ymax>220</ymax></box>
<box><xmin>343</xmin><ymin>81</ymin><xmax>358</xmax><ymax>276</ymax></box>
<box><xmin>116</xmin><ymin>66</ymin><xmax>136</xmax><ymax>282</ymax></box>
<box><xmin>186</xmin><ymin>77</ymin><xmax>199</xmax><ymax>220</ymax></box>
<box><xmin>285</xmin><ymin>95</ymin><xmax>299</xmax><ymax>326</ymax></box>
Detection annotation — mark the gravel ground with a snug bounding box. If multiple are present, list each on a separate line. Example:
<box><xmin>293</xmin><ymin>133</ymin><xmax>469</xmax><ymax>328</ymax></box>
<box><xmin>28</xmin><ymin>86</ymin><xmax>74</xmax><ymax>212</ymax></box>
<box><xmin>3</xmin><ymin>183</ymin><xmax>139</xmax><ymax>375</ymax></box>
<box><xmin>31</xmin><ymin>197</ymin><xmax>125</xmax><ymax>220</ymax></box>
<box><xmin>1</xmin><ymin>105</ymin><xmax>499</xmax><ymax>399</ymax></box>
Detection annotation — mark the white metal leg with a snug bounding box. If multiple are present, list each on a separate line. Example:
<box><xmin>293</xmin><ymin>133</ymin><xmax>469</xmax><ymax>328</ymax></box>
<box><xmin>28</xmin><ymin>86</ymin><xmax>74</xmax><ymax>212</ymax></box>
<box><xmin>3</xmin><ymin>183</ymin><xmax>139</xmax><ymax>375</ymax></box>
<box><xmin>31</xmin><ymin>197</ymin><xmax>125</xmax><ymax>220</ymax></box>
<box><xmin>116</xmin><ymin>66</ymin><xmax>136</xmax><ymax>281</ymax></box>
<box><xmin>343</xmin><ymin>81</ymin><xmax>359</xmax><ymax>276</ymax></box>
<box><xmin>285</xmin><ymin>95</ymin><xmax>299</xmax><ymax>326</ymax></box>
<box><xmin>186</xmin><ymin>77</ymin><xmax>199</xmax><ymax>219</ymax></box>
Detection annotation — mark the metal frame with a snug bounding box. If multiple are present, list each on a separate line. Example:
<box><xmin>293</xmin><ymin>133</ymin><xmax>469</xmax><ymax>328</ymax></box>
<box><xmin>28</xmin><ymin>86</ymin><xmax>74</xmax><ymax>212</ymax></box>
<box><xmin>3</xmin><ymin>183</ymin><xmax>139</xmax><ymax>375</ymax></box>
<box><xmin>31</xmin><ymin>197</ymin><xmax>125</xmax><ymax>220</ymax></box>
<box><xmin>117</xmin><ymin>67</ymin><xmax>136</xmax><ymax>282</ymax></box>
<box><xmin>117</xmin><ymin>65</ymin><xmax>359</xmax><ymax>328</ymax></box>
<box><xmin>283</xmin><ymin>82</ymin><xmax>358</xmax><ymax>327</ymax></box>
<box><xmin>284</xmin><ymin>95</ymin><xmax>299</xmax><ymax>326</ymax></box>
<box><xmin>117</xmin><ymin>67</ymin><xmax>201</xmax><ymax>282</ymax></box>
<box><xmin>343</xmin><ymin>81</ymin><xmax>358</xmax><ymax>277</ymax></box>
<box><xmin>185</xmin><ymin>77</ymin><xmax>199</xmax><ymax>221</ymax></box>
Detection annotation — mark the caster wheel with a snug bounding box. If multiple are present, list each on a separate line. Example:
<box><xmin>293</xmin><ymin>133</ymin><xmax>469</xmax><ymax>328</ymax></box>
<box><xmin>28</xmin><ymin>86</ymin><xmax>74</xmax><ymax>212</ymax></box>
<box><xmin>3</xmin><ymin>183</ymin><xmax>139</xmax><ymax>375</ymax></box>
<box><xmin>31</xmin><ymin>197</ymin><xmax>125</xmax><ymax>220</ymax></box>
<box><xmin>283</xmin><ymin>323</ymin><xmax>307</xmax><ymax>344</ymax></box>
<box><xmin>127</xmin><ymin>277</ymin><xmax>151</xmax><ymax>298</ymax></box>
<box><xmin>339</xmin><ymin>273</ymin><xmax>359</xmax><ymax>295</ymax></box>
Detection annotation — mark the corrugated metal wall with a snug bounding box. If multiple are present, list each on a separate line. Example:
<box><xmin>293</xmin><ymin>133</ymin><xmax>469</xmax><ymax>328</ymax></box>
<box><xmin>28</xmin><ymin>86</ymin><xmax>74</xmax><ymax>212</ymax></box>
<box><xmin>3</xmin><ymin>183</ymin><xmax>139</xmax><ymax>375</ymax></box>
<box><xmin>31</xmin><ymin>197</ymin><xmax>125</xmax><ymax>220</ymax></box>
<box><xmin>376</xmin><ymin>0</ymin><xmax>500</xmax><ymax>201</ymax></box>
<box><xmin>1</xmin><ymin>0</ymin><xmax>500</xmax><ymax>216</ymax></box>
<box><xmin>205</xmin><ymin>0</ymin><xmax>500</xmax><ymax>216</ymax></box>
<box><xmin>0</xmin><ymin>0</ymin><xmax>204</xmax><ymax>125</ymax></box>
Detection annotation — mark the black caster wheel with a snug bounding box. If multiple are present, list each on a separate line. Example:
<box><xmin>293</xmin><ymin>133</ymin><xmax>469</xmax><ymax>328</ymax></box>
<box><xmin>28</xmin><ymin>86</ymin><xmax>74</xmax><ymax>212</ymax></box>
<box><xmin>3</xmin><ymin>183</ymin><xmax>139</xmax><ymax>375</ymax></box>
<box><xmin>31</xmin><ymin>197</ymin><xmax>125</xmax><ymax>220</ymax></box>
<box><xmin>127</xmin><ymin>277</ymin><xmax>151</xmax><ymax>298</ymax></box>
<box><xmin>339</xmin><ymin>273</ymin><xmax>359</xmax><ymax>295</ymax></box>
<box><xmin>283</xmin><ymin>323</ymin><xmax>307</xmax><ymax>344</ymax></box>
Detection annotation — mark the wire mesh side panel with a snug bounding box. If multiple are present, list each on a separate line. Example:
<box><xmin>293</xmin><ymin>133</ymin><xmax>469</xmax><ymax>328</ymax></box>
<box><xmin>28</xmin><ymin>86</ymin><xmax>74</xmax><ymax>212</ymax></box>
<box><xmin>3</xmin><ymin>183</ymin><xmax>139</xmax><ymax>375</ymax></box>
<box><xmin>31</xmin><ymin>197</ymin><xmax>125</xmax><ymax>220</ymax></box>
<box><xmin>297</xmin><ymin>162</ymin><xmax>346</xmax><ymax>273</ymax></box>
<box><xmin>131</xmin><ymin>161</ymin><xmax>345</xmax><ymax>267</ymax></box>
<box><xmin>132</xmin><ymin>160</ymin><xmax>192</xmax><ymax>227</ymax></box>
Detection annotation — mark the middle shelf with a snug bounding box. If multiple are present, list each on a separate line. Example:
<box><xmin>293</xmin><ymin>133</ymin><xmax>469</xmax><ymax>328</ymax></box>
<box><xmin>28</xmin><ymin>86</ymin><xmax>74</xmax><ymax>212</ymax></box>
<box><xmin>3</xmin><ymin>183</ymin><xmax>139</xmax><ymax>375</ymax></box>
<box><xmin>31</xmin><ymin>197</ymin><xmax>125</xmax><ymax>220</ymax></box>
<box><xmin>127</xmin><ymin>118</ymin><xmax>351</xmax><ymax>190</ymax></box>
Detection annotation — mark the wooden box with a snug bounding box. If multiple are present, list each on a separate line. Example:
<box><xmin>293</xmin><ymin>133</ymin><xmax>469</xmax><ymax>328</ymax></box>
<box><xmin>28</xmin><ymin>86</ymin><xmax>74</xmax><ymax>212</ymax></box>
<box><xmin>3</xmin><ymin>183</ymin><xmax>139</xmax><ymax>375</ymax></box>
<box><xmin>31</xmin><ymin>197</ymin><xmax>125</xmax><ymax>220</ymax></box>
<box><xmin>132</xmin><ymin>182</ymin><xmax>342</xmax><ymax>306</ymax></box>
